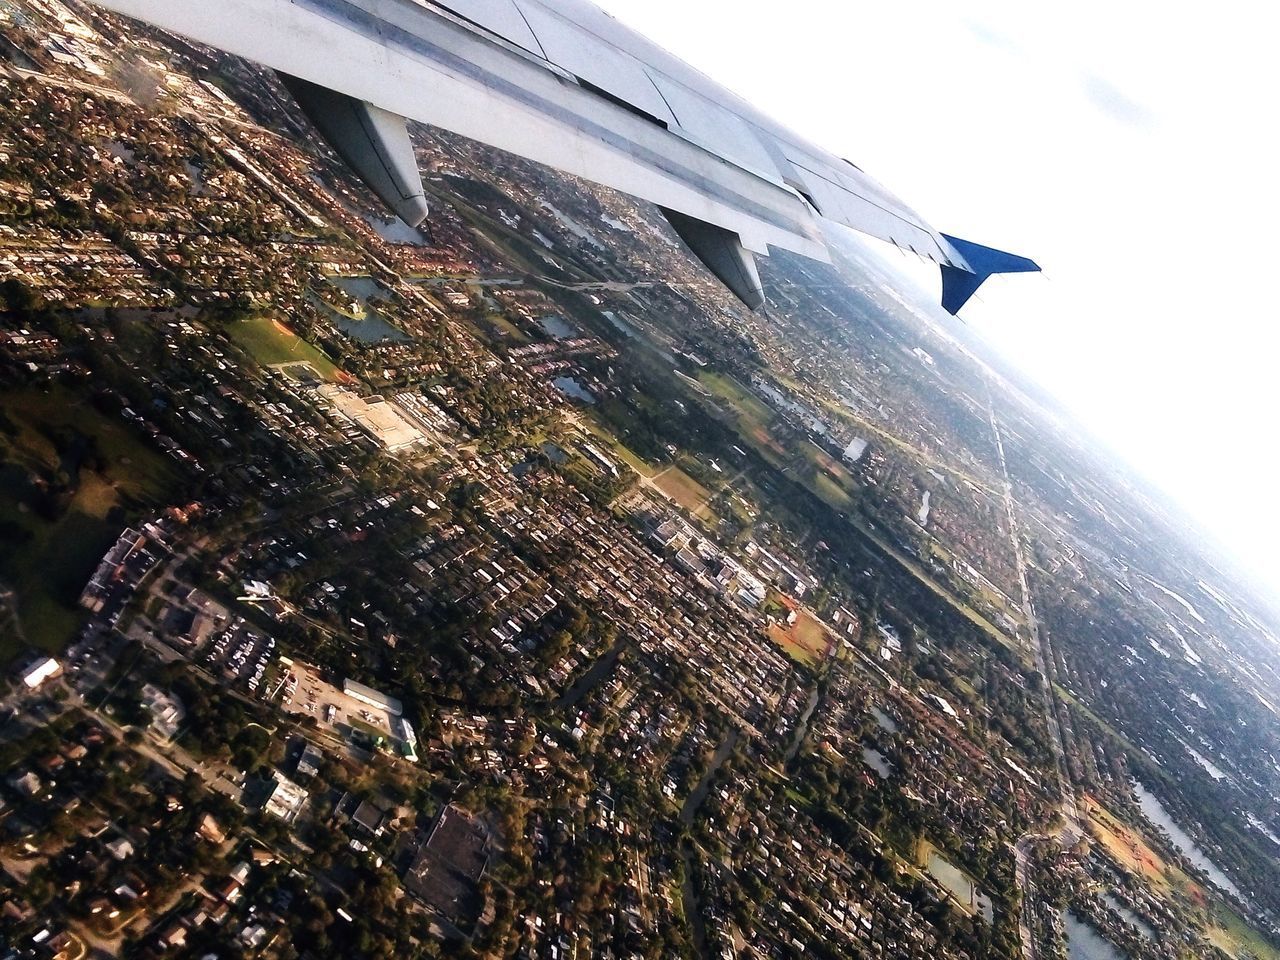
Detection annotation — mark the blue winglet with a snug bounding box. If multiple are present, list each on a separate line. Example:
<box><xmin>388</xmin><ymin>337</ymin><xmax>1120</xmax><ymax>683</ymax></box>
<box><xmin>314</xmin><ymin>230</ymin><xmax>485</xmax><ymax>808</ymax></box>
<box><xmin>940</xmin><ymin>234</ymin><xmax>1040</xmax><ymax>316</ymax></box>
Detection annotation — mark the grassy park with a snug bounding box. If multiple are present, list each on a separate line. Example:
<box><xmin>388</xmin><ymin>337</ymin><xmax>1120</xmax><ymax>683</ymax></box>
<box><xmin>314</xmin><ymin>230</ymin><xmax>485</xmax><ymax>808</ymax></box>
<box><xmin>0</xmin><ymin>386</ymin><xmax>176</xmax><ymax>655</ymax></box>
<box><xmin>229</xmin><ymin>317</ymin><xmax>345</xmax><ymax>381</ymax></box>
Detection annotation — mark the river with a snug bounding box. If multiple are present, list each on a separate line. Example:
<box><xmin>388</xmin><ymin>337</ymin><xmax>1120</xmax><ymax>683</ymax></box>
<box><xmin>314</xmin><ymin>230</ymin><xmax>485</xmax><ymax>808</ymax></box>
<box><xmin>679</xmin><ymin>729</ymin><xmax>742</xmax><ymax>960</ymax></box>
<box><xmin>553</xmin><ymin>637</ymin><xmax>627</xmax><ymax>711</ymax></box>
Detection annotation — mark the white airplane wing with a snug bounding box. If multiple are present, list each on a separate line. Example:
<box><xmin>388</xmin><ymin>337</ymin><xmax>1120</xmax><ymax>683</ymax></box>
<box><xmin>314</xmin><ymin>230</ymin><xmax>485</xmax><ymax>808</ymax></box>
<box><xmin>88</xmin><ymin>0</ymin><xmax>1039</xmax><ymax>313</ymax></box>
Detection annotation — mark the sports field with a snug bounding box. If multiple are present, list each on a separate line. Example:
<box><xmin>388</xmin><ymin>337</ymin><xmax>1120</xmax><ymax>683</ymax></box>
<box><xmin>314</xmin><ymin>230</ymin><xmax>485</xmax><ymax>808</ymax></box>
<box><xmin>1084</xmin><ymin>795</ymin><xmax>1278</xmax><ymax>960</ymax></box>
<box><xmin>653</xmin><ymin>466</ymin><xmax>715</xmax><ymax>519</ymax></box>
<box><xmin>766</xmin><ymin>605</ymin><xmax>833</xmax><ymax>665</ymax></box>
<box><xmin>229</xmin><ymin>317</ymin><xmax>344</xmax><ymax>381</ymax></box>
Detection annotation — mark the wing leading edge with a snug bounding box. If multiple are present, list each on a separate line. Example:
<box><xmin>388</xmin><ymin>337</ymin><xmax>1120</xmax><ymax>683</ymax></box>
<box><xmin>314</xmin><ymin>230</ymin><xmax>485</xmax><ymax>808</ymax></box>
<box><xmin>87</xmin><ymin>0</ymin><xmax>1040</xmax><ymax>314</ymax></box>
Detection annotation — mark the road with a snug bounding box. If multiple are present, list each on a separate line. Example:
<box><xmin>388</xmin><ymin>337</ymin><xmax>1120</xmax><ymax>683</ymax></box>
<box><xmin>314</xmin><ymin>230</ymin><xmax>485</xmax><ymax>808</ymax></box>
<box><xmin>986</xmin><ymin>385</ymin><xmax>1081</xmax><ymax>960</ymax></box>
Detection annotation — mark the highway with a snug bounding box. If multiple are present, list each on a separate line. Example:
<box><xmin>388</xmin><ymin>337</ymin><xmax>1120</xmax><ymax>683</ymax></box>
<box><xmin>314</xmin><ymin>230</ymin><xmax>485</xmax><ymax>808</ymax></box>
<box><xmin>986</xmin><ymin>384</ymin><xmax>1081</xmax><ymax>960</ymax></box>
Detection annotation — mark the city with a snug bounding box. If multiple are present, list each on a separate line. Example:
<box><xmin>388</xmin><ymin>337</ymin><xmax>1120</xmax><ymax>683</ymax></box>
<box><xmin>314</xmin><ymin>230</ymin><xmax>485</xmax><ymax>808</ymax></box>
<box><xmin>0</xmin><ymin>2</ymin><xmax>1278</xmax><ymax>960</ymax></box>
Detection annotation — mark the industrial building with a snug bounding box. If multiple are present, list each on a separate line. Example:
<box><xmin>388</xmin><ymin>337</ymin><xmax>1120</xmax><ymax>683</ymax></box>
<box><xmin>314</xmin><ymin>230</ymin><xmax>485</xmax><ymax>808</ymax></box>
<box><xmin>343</xmin><ymin>678</ymin><xmax>403</xmax><ymax>717</ymax></box>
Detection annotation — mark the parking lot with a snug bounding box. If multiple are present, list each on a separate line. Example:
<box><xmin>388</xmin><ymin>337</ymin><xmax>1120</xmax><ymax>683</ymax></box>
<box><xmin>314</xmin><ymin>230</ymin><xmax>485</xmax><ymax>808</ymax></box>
<box><xmin>274</xmin><ymin>659</ymin><xmax>396</xmax><ymax>741</ymax></box>
<box><xmin>202</xmin><ymin>621</ymin><xmax>275</xmax><ymax>694</ymax></box>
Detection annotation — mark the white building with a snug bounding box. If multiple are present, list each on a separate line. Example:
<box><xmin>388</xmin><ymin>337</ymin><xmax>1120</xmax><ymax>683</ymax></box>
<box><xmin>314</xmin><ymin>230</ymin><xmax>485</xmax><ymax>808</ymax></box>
<box><xmin>263</xmin><ymin>776</ymin><xmax>308</xmax><ymax>823</ymax></box>
<box><xmin>343</xmin><ymin>678</ymin><xmax>403</xmax><ymax>717</ymax></box>
<box><xmin>20</xmin><ymin>656</ymin><xmax>61</xmax><ymax>690</ymax></box>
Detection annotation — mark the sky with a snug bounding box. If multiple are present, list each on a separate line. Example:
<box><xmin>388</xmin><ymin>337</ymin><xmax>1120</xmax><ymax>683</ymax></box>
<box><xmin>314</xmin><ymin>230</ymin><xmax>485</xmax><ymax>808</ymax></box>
<box><xmin>597</xmin><ymin>0</ymin><xmax>1280</xmax><ymax>594</ymax></box>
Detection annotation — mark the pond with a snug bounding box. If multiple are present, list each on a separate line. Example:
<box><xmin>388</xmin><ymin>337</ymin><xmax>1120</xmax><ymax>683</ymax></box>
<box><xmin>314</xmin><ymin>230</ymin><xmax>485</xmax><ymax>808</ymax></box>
<box><xmin>1132</xmin><ymin>781</ymin><xmax>1241</xmax><ymax>898</ymax></box>
<box><xmin>602</xmin><ymin>310</ymin><xmax>637</xmax><ymax>338</ymax></box>
<box><xmin>553</xmin><ymin>377</ymin><xmax>596</xmax><ymax>404</ymax></box>
<box><xmin>332</xmin><ymin>313</ymin><xmax>410</xmax><ymax>344</ymax></box>
<box><xmin>364</xmin><ymin>213</ymin><xmax>425</xmax><ymax>245</ymax></box>
<box><xmin>1100</xmin><ymin>893</ymin><xmax>1154</xmax><ymax>939</ymax></box>
<box><xmin>313</xmin><ymin>278</ymin><xmax>410</xmax><ymax>344</ymax></box>
<box><xmin>184</xmin><ymin>160</ymin><xmax>205</xmax><ymax>195</ymax></box>
<box><xmin>1065</xmin><ymin>911</ymin><xmax>1127</xmax><ymax>960</ymax></box>
<box><xmin>538</xmin><ymin>315</ymin><xmax>577</xmax><ymax>340</ymax></box>
<box><xmin>540</xmin><ymin>202</ymin><xmax>603</xmax><ymax>248</ymax></box>
<box><xmin>925</xmin><ymin>849</ymin><xmax>993</xmax><ymax>922</ymax></box>
<box><xmin>540</xmin><ymin>442</ymin><xmax>569</xmax><ymax>465</ymax></box>
<box><xmin>861</xmin><ymin>746</ymin><xmax>892</xmax><ymax>779</ymax></box>
<box><xmin>870</xmin><ymin>705</ymin><xmax>899</xmax><ymax>734</ymax></box>
<box><xmin>329</xmin><ymin>275</ymin><xmax>391</xmax><ymax>302</ymax></box>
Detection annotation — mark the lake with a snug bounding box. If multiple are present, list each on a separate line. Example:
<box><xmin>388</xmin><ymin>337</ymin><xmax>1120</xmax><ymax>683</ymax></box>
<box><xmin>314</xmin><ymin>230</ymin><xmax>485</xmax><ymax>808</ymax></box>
<box><xmin>861</xmin><ymin>746</ymin><xmax>892</xmax><ymax>778</ymax></box>
<box><xmin>602</xmin><ymin>310</ymin><xmax>637</xmax><ymax>338</ymax></box>
<box><xmin>1132</xmin><ymin>781</ymin><xmax>1241</xmax><ymax>898</ymax></box>
<box><xmin>538</xmin><ymin>315</ymin><xmax>577</xmax><ymax>339</ymax></box>
<box><xmin>1100</xmin><ymin>893</ymin><xmax>1154</xmax><ymax>939</ymax></box>
<box><xmin>315</xmin><ymin>278</ymin><xmax>410</xmax><ymax>344</ymax></box>
<box><xmin>365</xmin><ymin>214</ymin><xmax>425</xmax><ymax>245</ymax></box>
<box><xmin>870</xmin><ymin>705</ymin><xmax>899</xmax><ymax>733</ymax></box>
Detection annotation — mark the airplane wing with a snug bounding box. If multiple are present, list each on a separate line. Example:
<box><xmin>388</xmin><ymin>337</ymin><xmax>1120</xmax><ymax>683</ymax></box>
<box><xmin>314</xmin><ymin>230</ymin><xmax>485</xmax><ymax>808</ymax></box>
<box><xmin>87</xmin><ymin>0</ymin><xmax>1038</xmax><ymax>313</ymax></box>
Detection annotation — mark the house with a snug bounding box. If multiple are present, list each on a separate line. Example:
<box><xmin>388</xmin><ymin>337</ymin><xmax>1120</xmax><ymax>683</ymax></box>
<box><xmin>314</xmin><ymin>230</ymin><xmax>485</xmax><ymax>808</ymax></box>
<box><xmin>196</xmin><ymin>813</ymin><xmax>225</xmax><ymax>845</ymax></box>
<box><xmin>296</xmin><ymin>742</ymin><xmax>324</xmax><ymax>779</ymax></box>
<box><xmin>140</xmin><ymin>685</ymin><xmax>186</xmax><ymax>740</ymax></box>
<box><xmin>5</xmin><ymin>770</ymin><xmax>41</xmax><ymax>797</ymax></box>
<box><xmin>352</xmin><ymin>799</ymin><xmax>387</xmax><ymax>835</ymax></box>
<box><xmin>262</xmin><ymin>775</ymin><xmax>308</xmax><ymax>823</ymax></box>
<box><xmin>159</xmin><ymin>922</ymin><xmax>188</xmax><ymax>949</ymax></box>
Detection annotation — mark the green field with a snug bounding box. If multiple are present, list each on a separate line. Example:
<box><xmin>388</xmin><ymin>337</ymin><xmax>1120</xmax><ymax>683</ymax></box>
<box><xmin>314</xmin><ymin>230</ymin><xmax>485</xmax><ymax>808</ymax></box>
<box><xmin>696</xmin><ymin>370</ymin><xmax>775</xmax><ymax>431</ymax></box>
<box><xmin>229</xmin><ymin>317</ymin><xmax>343</xmax><ymax>381</ymax></box>
<box><xmin>0</xmin><ymin>387</ymin><xmax>176</xmax><ymax>657</ymax></box>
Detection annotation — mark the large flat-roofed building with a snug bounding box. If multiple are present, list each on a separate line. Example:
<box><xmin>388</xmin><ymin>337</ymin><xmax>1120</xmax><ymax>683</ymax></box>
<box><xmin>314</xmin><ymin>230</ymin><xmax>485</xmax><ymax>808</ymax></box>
<box><xmin>19</xmin><ymin>656</ymin><xmax>61</xmax><ymax>690</ymax></box>
<box><xmin>343</xmin><ymin>678</ymin><xmax>403</xmax><ymax>717</ymax></box>
<box><xmin>392</xmin><ymin>716</ymin><xmax>418</xmax><ymax>762</ymax></box>
<box><xmin>398</xmin><ymin>804</ymin><xmax>490</xmax><ymax>929</ymax></box>
<box><xmin>316</xmin><ymin>385</ymin><xmax>425</xmax><ymax>452</ymax></box>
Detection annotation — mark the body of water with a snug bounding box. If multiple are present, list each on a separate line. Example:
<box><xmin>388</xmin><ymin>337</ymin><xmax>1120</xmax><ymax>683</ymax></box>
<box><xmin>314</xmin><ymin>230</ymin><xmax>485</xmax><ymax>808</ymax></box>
<box><xmin>538</xmin><ymin>314</ymin><xmax>577</xmax><ymax>339</ymax></box>
<box><xmin>861</xmin><ymin>746</ymin><xmax>892</xmax><ymax>778</ymax></box>
<box><xmin>918</xmin><ymin>490</ymin><xmax>931</xmax><ymax>526</ymax></box>
<box><xmin>925</xmin><ymin>850</ymin><xmax>993</xmax><ymax>922</ymax></box>
<box><xmin>330</xmin><ymin>311</ymin><xmax>409</xmax><ymax>344</ymax></box>
<box><xmin>602</xmin><ymin>310</ymin><xmax>636</xmax><ymax>338</ymax></box>
<box><xmin>553</xmin><ymin>376</ymin><xmax>596</xmax><ymax>404</ymax></box>
<box><xmin>1100</xmin><ymin>893</ymin><xmax>1154</xmax><ymax>939</ymax></box>
<box><xmin>540</xmin><ymin>442</ymin><xmax>569</xmax><ymax>465</ymax></box>
<box><xmin>315</xmin><ymin>278</ymin><xmax>410</xmax><ymax>344</ymax></box>
<box><xmin>1064</xmin><ymin>911</ymin><xmax>1127</xmax><ymax>960</ymax></box>
<box><xmin>183</xmin><ymin>160</ymin><xmax>205</xmax><ymax>195</ymax></box>
<box><xmin>870</xmin><ymin>705</ymin><xmax>899</xmax><ymax>734</ymax></box>
<box><xmin>1133</xmin><ymin>781</ymin><xmax>1241</xmax><ymax>898</ymax></box>
<box><xmin>330</xmin><ymin>275</ymin><xmax>390</xmax><ymax>302</ymax></box>
<box><xmin>365</xmin><ymin>214</ymin><xmax>425</xmax><ymax>244</ymax></box>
